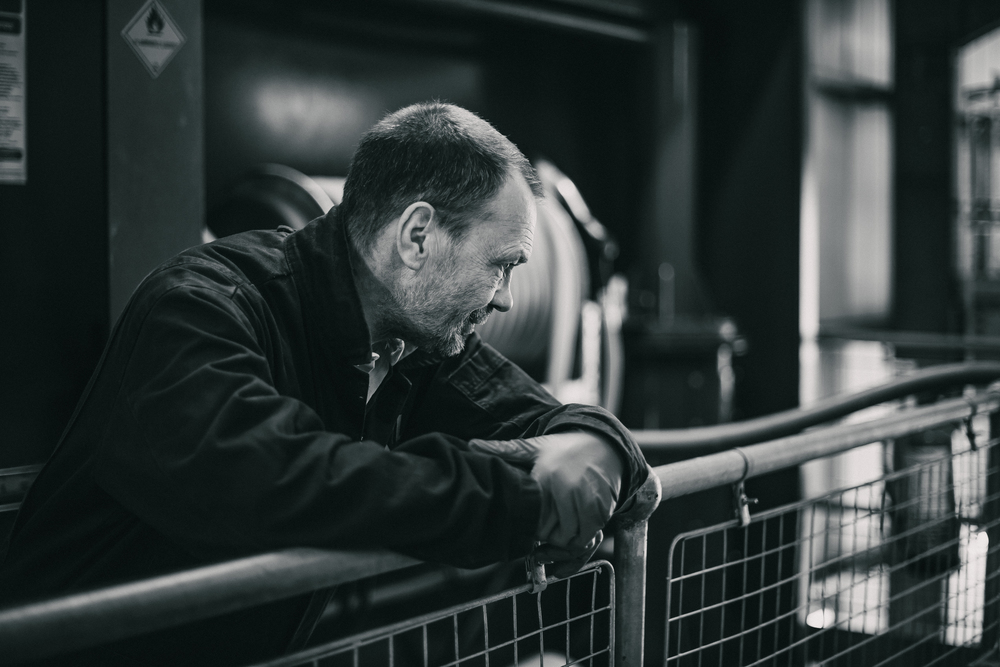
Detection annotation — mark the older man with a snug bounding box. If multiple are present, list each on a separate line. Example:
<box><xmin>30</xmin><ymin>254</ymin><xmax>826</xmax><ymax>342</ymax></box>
<box><xmin>0</xmin><ymin>103</ymin><xmax>646</xmax><ymax>664</ymax></box>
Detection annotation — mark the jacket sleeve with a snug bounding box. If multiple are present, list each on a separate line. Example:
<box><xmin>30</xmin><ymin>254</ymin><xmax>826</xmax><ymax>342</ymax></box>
<box><xmin>92</xmin><ymin>278</ymin><xmax>540</xmax><ymax>568</ymax></box>
<box><xmin>398</xmin><ymin>334</ymin><xmax>650</xmax><ymax>513</ymax></box>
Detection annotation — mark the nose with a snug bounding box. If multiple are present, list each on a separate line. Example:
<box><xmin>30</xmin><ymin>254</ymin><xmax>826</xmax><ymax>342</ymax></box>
<box><xmin>490</xmin><ymin>275</ymin><xmax>513</xmax><ymax>312</ymax></box>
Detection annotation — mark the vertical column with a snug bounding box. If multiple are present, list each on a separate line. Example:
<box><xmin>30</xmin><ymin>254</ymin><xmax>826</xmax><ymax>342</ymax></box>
<box><xmin>983</xmin><ymin>409</ymin><xmax>1000</xmax><ymax>650</ymax></box>
<box><xmin>107</xmin><ymin>0</ymin><xmax>203</xmax><ymax>321</ymax></box>
<box><xmin>648</xmin><ymin>22</ymin><xmax>703</xmax><ymax>318</ymax></box>
<box><xmin>892</xmin><ymin>0</ymin><xmax>959</xmax><ymax>333</ymax></box>
<box><xmin>614</xmin><ymin>472</ymin><xmax>661</xmax><ymax>667</ymax></box>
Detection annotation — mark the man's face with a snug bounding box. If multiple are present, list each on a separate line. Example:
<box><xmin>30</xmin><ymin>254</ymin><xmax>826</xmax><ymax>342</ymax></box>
<box><xmin>396</xmin><ymin>175</ymin><xmax>537</xmax><ymax>357</ymax></box>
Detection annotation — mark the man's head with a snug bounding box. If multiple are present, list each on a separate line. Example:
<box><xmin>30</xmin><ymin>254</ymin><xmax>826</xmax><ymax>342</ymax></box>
<box><xmin>341</xmin><ymin>103</ymin><xmax>543</xmax><ymax>358</ymax></box>
<box><xmin>340</xmin><ymin>102</ymin><xmax>542</xmax><ymax>253</ymax></box>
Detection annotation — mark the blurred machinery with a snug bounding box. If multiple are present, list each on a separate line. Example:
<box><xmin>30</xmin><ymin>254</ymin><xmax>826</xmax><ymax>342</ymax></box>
<box><xmin>620</xmin><ymin>314</ymin><xmax>743</xmax><ymax>432</ymax></box>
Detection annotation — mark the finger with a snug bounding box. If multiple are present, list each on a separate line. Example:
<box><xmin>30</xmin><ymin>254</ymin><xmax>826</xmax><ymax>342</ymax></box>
<box><xmin>573</xmin><ymin>531</ymin><xmax>601</xmax><ymax>554</ymax></box>
<box><xmin>533</xmin><ymin>543</ymin><xmax>589</xmax><ymax>572</ymax></box>
<box><xmin>568</xmin><ymin>527</ymin><xmax>604</xmax><ymax>551</ymax></box>
<box><xmin>532</xmin><ymin>543</ymin><xmax>578</xmax><ymax>564</ymax></box>
<box><xmin>535</xmin><ymin>489</ymin><xmax>559</xmax><ymax>543</ymax></box>
<box><xmin>536</xmin><ymin>530</ymin><xmax>601</xmax><ymax>561</ymax></box>
<box><xmin>548</xmin><ymin>531</ymin><xmax>603</xmax><ymax>579</ymax></box>
<box><xmin>544</xmin><ymin>475</ymin><xmax>582</xmax><ymax>548</ymax></box>
<box><xmin>468</xmin><ymin>438</ymin><xmax>539</xmax><ymax>464</ymax></box>
<box><xmin>564</xmin><ymin>490</ymin><xmax>614</xmax><ymax>550</ymax></box>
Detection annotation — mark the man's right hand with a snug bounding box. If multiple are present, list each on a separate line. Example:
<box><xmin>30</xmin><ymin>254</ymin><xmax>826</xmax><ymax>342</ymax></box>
<box><xmin>468</xmin><ymin>432</ymin><xmax>622</xmax><ymax>554</ymax></box>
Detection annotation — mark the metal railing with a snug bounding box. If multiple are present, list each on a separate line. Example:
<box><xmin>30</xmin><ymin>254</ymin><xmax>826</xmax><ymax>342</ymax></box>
<box><xmin>3</xmin><ymin>363</ymin><xmax>1000</xmax><ymax>665</ymax></box>
<box><xmin>636</xmin><ymin>362</ymin><xmax>1000</xmax><ymax>456</ymax></box>
<box><xmin>0</xmin><ymin>463</ymin><xmax>42</xmax><ymax>512</ymax></box>
<box><xmin>0</xmin><ymin>474</ymin><xmax>661</xmax><ymax>666</ymax></box>
<box><xmin>651</xmin><ymin>370</ymin><xmax>1000</xmax><ymax>666</ymax></box>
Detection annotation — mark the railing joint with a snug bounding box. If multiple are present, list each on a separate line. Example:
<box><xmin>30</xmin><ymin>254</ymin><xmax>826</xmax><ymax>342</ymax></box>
<box><xmin>732</xmin><ymin>447</ymin><xmax>757</xmax><ymax>527</ymax></box>
<box><xmin>732</xmin><ymin>480</ymin><xmax>758</xmax><ymax>528</ymax></box>
<box><xmin>525</xmin><ymin>548</ymin><xmax>548</xmax><ymax>593</ymax></box>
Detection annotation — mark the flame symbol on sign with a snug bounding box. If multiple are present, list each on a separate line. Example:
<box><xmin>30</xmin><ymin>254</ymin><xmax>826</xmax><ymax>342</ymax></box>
<box><xmin>146</xmin><ymin>7</ymin><xmax>165</xmax><ymax>35</ymax></box>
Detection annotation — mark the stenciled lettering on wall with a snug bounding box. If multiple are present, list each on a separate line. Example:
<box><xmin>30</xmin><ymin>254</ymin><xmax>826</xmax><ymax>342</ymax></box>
<box><xmin>121</xmin><ymin>0</ymin><xmax>185</xmax><ymax>79</ymax></box>
<box><xmin>0</xmin><ymin>0</ymin><xmax>26</xmax><ymax>184</ymax></box>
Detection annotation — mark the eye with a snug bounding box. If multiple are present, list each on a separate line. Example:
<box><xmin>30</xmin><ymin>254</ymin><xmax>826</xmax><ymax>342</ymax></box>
<box><xmin>499</xmin><ymin>263</ymin><xmax>519</xmax><ymax>282</ymax></box>
<box><xmin>490</xmin><ymin>265</ymin><xmax>510</xmax><ymax>289</ymax></box>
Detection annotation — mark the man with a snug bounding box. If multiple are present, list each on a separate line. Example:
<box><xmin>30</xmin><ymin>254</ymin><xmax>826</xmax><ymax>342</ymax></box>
<box><xmin>0</xmin><ymin>102</ymin><xmax>647</xmax><ymax>664</ymax></box>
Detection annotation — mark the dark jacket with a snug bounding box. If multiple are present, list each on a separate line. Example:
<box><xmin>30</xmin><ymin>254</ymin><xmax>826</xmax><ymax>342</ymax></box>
<box><xmin>0</xmin><ymin>210</ymin><xmax>647</xmax><ymax>664</ymax></box>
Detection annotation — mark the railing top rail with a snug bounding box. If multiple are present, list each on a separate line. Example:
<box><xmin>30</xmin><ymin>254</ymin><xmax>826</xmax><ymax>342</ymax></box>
<box><xmin>635</xmin><ymin>361</ymin><xmax>1000</xmax><ymax>454</ymax></box>
<box><xmin>0</xmin><ymin>464</ymin><xmax>43</xmax><ymax>505</ymax></box>
<box><xmin>0</xmin><ymin>476</ymin><xmax>662</xmax><ymax>664</ymax></box>
<box><xmin>0</xmin><ymin>464</ymin><xmax>43</xmax><ymax>478</ymax></box>
<box><xmin>0</xmin><ymin>548</ymin><xmax>418</xmax><ymax>663</ymax></box>
<box><xmin>653</xmin><ymin>389</ymin><xmax>1000</xmax><ymax>503</ymax></box>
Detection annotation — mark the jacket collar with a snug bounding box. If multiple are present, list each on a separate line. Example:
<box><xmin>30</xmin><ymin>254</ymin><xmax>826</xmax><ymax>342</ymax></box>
<box><xmin>286</xmin><ymin>207</ymin><xmax>374</xmax><ymax>366</ymax></box>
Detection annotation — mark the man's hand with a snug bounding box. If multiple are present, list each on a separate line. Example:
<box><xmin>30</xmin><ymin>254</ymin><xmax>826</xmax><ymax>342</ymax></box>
<box><xmin>535</xmin><ymin>531</ymin><xmax>604</xmax><ymax>579</ymax></box>
<box><xmin>469</xmin><ymin>432</ymin><xmax>623</xmax><ymax>558</ymax></box>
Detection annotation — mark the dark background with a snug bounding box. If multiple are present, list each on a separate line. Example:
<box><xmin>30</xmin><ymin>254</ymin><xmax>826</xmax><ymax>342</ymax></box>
<box><xmin>3</xmin><ymin>0</ymin><xmax>1000</xmax><ymax>485</ymax></box>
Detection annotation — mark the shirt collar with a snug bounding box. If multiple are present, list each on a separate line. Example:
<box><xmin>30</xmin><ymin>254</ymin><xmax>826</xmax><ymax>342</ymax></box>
<box><xmin>355</xmin><ymin>338</ymin><xmax>417</xmax><ymax>373</ymax></box>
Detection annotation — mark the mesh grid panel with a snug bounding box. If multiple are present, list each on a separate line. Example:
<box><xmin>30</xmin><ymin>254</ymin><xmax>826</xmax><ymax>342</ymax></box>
<box><xmin>665</xmin><ymin>429</ymin><xmax>1000</xmax><ymax>666</ymax></box>
<box><xmin>255</xmin><ymin>561</ymin><xmax>614</xmax><ymax>667</ymax></box>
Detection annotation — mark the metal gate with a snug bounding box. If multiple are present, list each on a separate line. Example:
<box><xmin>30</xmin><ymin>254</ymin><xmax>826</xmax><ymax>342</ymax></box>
<box><xmin>253</xmin><ymin>561</ymin><xmax>615</xmax><ymax>667</ymax></box>
<box><xmin>665</xmin><ymin>427</ymin><xmax>1000</xmax><ymax>666</ymax></box>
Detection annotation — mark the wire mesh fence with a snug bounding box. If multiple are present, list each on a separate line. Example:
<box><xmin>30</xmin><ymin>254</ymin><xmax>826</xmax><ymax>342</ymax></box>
<box><xmin>665</xmin><ymin>419</ymin><xmax>1000</xmax><ymax>666</ymax></box>
<box><xmin>254</xmin><ymin>561</ymin><xmax>615</xmax><ymax>667</ymax></box>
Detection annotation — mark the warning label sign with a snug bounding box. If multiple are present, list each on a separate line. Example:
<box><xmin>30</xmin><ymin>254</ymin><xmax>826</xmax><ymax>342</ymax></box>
<box><xmin>121</xmin><ymin>1</ymin><xmax>185</xmax><ymax>79</ymax></box>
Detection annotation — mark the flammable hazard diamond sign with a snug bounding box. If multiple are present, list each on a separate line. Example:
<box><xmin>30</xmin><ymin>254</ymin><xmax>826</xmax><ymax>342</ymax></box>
<box><xmin>121</xmin><ymin>0</ymin><xmax>186</xmax><ymax>79</ymax></box>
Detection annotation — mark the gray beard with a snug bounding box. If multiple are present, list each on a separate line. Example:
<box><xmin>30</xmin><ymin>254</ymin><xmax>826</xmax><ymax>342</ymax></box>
<box><xmin>378</xmin><ymin>287</ymin><xmax>492</xmax><ymax>359</ymax></box>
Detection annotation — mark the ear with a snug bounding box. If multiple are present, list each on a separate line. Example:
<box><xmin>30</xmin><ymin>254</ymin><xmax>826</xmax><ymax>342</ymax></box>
<box><xmin>395</xmin><ymin>201</ymin><xmax>437</xmax><ymax>270</ymax></box>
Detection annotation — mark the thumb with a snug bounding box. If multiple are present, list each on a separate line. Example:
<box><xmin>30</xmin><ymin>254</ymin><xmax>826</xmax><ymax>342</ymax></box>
<box><xmin>468</xmin><ymin>437</ymin><xmax>540</xmax><ymax>464</ymax></box>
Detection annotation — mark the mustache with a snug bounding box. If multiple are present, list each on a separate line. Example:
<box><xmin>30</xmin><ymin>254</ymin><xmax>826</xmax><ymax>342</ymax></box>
<box><xmin>468</xmin><ymin>306</ymin><xmax>493</xmax><ymax>325</ymax></box>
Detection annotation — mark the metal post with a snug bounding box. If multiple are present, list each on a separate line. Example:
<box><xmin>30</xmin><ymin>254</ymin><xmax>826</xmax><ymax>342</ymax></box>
<box><xmin>614</xmin><ymin>470</ymin><xmax>662</xmax><ymax>667</ymax></box>
<box><xmin>983</xmin><ymin>408</ymin><xmax>1000</xmax><ymax>651</ymax></box>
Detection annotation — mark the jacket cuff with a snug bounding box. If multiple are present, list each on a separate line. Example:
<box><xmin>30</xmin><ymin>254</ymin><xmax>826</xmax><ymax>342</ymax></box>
<box><xmin>544</xmin><ymin>413</ymin><xmax>648</xmax><ymax>509</ymax></box>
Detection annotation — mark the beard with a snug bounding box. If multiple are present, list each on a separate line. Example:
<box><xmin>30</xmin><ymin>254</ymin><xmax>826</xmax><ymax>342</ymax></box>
<box><xmin>467</xmin><ymin>305</ymin><xmax>492</xmax><ymax>327</ymax></box>
<box><xmin>382</xmin><ymin>276</ymin><xmax>493</xmax><ymax>359</ymax></box>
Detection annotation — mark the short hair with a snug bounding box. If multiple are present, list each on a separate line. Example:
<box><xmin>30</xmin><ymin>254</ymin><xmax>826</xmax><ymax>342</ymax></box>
<box><xmin>338</xmin><ymin>102</ymin><xmax>543</xmax><ymax>254</ymax></box>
